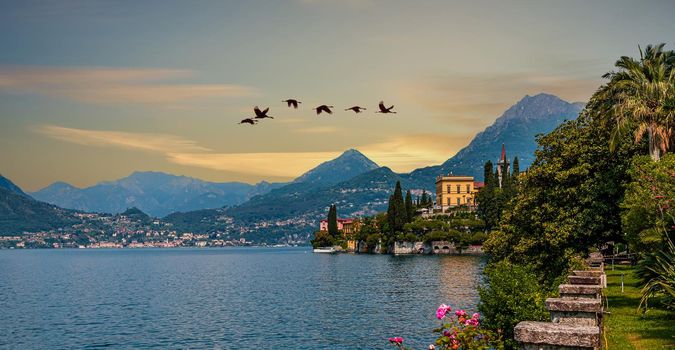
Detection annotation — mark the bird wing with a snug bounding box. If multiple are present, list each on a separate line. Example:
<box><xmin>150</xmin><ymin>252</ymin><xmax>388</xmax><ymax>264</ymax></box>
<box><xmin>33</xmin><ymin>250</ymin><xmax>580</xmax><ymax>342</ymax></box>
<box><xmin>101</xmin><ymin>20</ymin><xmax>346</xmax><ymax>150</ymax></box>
<box><xmin>254</xmin><ymin>106</ymin><xmax>262</xmax><ymax>117</ymax></box>
<box><xmin>262</xmin><ymin>107</ymin><xmax>269</xmax><ymax>115</ymax></box>
<box><xmin>325</xmin><ymin>107</ymin><xmax>333</xmax><ymax>114</ymax></box>
<box><xmin>379</xmin><ymin>101</ymin><xmax>386</xmax><ymax>111</ymax></box>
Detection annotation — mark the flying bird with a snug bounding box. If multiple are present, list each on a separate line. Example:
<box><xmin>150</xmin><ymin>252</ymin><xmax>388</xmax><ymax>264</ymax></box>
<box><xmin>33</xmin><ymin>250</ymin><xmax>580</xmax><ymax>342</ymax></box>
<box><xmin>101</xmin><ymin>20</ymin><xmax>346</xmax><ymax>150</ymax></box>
<box><xmin>254</xmin><ymin>106</ymin><xmax>273</xmax><ymax>119</ymax></box>
<box><xmin>314</xmin><ymin>105</ymin><xmax>334</xmax><ymax>115</ymax></box>
<box><xmin>282</xmin><ymin>99</ymin><xmax>301</xmax><ymax>109</ymax></box>
<box><xmin>345</xmin><ymin>106</ymin><xmax>367</xmax><ymax>113</ymax></box>
<box><xmin>239</xmin><ymin>118</ymin><xmax>258</xmax><ymax>125</ymax></box>
<box><xmin>376</xmin><ymin>101</ymin><xmax>396</xmax><ymax>114</ymax></box>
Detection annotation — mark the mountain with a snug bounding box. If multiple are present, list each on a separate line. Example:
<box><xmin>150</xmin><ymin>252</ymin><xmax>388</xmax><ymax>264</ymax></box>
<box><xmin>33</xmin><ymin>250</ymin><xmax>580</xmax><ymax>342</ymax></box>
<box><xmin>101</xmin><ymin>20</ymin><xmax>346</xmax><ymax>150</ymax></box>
<box><xmin>0</xmin><ymin>174</ymin><xmax>29</xmax><ymax>197</ymax></box>
<box><xmin>163</xmin><ymin>93</ymin><xmax>584</xmax><ymax>244</ymax></box>
<box><xmin>31</xmin><ymin>172</ymin><xmax>286</xmax><ymax>217</ymax></box>
<box><xmin>0</xmin><ymin>180</ymin><xmax>79</xmax><ymax>235</ymax></box>
<box><xmin>293</xmin><ymin>149</ymin><xmax>379</xmax><ymax>186</ymax></box>
<box><xmin>406</xmin><ymin>93</ymin><xmax>584</xmax><ymax>186</ymax></box>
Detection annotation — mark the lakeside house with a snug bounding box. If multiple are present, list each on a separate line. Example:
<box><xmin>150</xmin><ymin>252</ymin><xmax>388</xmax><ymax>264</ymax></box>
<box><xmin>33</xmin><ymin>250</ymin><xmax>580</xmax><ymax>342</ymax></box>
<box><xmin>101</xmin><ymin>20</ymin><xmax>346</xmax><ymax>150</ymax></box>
<box><xmin>319</xmin><ymin>218</ymin><xmax>361</xmax><ymax>250</ymax></box>
<box><xmin>435</xmin><ymin>175</ymin><xmax>483</xmax><ymax>212</ymax></box>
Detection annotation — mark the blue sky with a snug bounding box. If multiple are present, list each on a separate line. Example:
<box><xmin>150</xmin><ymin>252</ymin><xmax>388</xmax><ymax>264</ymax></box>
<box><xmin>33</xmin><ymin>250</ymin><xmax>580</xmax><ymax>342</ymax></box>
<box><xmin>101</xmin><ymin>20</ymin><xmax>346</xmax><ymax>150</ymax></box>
<box><xmin>1</xmin><ymin>0</ymin><xmax>674</xmax><ymax>190</ymax></box>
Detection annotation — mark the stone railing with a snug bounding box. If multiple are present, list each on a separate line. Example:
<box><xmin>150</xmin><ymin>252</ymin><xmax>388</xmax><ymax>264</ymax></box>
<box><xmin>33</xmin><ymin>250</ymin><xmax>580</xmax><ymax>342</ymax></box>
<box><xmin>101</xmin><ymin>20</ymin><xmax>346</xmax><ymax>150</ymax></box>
<box><xmin>514</xmin><ymin>255</ymin><xmax>606</xmax><ymax>349</ymax></box>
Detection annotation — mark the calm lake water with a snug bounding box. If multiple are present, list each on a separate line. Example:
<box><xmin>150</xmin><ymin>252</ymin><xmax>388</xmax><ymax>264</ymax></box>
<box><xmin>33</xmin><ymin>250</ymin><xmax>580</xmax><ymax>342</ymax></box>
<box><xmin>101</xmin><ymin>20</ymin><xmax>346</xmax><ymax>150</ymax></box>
<box><xmin>0</xmin><ymin>247</ymin><xmax>485</xmax><ymax>349</ymax></box>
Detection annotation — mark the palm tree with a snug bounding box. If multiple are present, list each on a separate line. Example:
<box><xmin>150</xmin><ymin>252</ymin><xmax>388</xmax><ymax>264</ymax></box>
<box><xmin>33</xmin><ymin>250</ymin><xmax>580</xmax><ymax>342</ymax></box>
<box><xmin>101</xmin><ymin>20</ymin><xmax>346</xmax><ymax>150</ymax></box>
<box><xmin>604</xmin><ymin>44</ymin><xmax>675</xmax><ymax>161</ymax></box>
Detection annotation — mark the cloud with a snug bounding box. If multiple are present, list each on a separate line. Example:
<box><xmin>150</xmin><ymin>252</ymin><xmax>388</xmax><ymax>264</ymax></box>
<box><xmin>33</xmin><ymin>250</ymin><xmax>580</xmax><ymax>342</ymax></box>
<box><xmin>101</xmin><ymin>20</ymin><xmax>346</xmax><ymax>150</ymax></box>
<box><xmin>36</xmin><ymin>125</ymin><xmax>211</xmax><ymax>153</ymax></box>
<box><xmin>0</xmin><ymin>66</ymin><xmax>256</xmax><ymax>105</ymax></box>
<box><xmin>35</xmin><ymin>124</ymin><xmax>342</xmax><ymax>178</ymax></box>
<box><xmin>359</xmin><ymin>134</ymin><xmax>469</xmax><ymax>172</ymax></box>
<box><xmin>293</xmin><ymin>126</ymin><xmax>341</xmax><ymax>134</ymax></box>
<box><xmin>166</xmin><ymin>152</ymin><xmax>341</xmax><ymax>177</ymax></box>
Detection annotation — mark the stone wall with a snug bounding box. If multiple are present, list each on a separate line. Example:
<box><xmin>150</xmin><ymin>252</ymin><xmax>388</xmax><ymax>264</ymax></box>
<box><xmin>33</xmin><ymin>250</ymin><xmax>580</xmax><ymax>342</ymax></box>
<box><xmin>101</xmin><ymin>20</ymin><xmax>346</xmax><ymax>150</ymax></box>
<box><xmin>390</xmin><ymin>241</ymin><xmax>431</xmax><ymax>255</ymax></box>
<box><xmin>514</xmin><ymin>255</ymin><xmax>606</xmax><ymax>350</ymax></box>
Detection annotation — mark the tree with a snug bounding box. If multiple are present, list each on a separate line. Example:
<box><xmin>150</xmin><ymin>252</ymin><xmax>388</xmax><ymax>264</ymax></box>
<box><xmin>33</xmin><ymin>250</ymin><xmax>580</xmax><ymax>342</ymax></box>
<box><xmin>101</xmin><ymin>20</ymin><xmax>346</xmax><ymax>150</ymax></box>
<box><xmin>327</xmin><ymin>204</ymin><xmax>338</xmax><ymax>238</ymax></box>
<box><xmin>603</xmin><ymin>43</ymin><xmax>675</xmax><ymax>161</ymax></box>
<box><xmin>512</xmin><ymin>157</ymin><xmax>520</xmax><ymax>177</ymax></box>
<box><xmin>311</xmin><ymin>230</ymin><xmax>334</xmax><ymax>248</ymax></box>
<box><xmin>484</xmin><ymin>87</ymin><xmax>646</xmax><ymax>284</ymax></box>
<box><xmin>484</xmin><ymin>160</ymin><xmax>495</xmax><ymax>187</ymax></box>
<box><xmin>404</xmin><ymin>190</ymin><xmax>414</xmax><ymax>223</ymax></box>
<box><xmin>386</xmin><ymin>181</ymin><xmax>407</xmax><ymax>237</ymax></box>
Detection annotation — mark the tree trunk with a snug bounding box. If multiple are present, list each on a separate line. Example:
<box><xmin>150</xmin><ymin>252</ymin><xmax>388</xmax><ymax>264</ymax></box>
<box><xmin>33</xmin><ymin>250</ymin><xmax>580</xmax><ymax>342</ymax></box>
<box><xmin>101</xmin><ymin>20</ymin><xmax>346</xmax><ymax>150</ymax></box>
<box><xmin>649</xmin><ymin>126</ymin><xmax>661</xmax><ymax>161</ymax></box>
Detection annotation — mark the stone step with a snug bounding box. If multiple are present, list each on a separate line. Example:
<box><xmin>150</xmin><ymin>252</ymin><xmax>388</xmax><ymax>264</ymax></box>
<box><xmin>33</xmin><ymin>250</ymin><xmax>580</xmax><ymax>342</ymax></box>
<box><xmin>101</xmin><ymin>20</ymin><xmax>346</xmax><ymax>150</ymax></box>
<box><xmin>573</xmin><ymin>270</ymin><xmax>604</xmax><ymax>277</ymax></box>
<box><xmin>514</xmin><ymin>321</ymin><xmax>600</xmax><ymax>349</ymax></box>
<box><xmin>546</xmin><ymin>298</ymin><xmax>602</xmax><ymax>313</ymax></box>
<box><xmin>559</xmin><ymin>284</ymin><xmax>603</xmax><ymax>299</ymax></box>
<box><xmin>546</xmin><ymin>298</ymin><xmax>602</xmax><ymax>326</ymax></box>
<box><xmin>569</xmin><ymin>275</ymin><xmax>601</xmax><ymax>285</ymax></box>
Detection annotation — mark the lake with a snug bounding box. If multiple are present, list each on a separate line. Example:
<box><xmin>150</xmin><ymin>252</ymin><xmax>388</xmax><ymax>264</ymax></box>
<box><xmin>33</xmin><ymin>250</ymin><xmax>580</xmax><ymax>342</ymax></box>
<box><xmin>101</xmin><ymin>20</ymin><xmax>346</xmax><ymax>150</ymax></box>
<box><xmin>0</xmin><ymin>247</ymin><xmax>485</xmax><ymax>349</ymax></box>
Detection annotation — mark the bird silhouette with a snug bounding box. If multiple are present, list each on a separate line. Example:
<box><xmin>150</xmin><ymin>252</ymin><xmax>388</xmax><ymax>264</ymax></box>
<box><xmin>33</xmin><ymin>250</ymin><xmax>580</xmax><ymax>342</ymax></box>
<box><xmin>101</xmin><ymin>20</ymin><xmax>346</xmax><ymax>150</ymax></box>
<box><xmin>345</xmin><ymin>106</ymin><xmax>367</xmax><ymax>113</ymax></box>
<box><xmin>254</xmin><ymin>106</ymin><xmax>273</xmax><ymax>119</ymax></box>
<box><xmin>314</xmin><ymin>105</ymin><xmax>334</xmax><ymax>115</ymax></box>
<box><xmin>376</xmin><ymin>101</ymin><xmax>396</xmax><ymax>114</ymax></box>
<box><xmin>239</xmin><ymin>118</ymin><xmax>258</xmax><ymax>125</ymax></box>
<box><xmin>282</xmin><ymin>99</ymin><xmax>301</xmax><ymax>109</ymax></box>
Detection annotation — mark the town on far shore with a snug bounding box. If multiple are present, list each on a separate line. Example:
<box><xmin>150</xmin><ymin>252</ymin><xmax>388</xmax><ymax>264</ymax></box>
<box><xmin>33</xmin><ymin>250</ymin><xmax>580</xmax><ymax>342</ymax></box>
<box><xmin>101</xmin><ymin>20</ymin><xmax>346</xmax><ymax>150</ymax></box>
<box><xmin>312</xmin><ymin>145</ymin><xmax>518</xmax><ymax>255</ymax></box>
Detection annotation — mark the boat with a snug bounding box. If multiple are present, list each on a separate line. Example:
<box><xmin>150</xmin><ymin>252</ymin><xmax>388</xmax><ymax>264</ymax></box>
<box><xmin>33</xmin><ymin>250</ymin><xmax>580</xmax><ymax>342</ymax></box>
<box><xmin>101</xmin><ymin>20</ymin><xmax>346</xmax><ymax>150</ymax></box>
<box><xmin>312</xmin><ymin>247</ymin><xmax>337</xmax><ymax>254</ymax></box>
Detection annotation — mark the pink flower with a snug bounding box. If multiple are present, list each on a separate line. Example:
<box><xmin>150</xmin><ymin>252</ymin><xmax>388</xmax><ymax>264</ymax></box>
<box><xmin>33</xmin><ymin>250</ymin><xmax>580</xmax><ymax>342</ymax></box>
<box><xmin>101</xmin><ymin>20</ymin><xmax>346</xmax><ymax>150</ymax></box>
<box><xmin>472</xmin><ymin>313</ymin><xmax>480</xmax><ymax>320</ymax></box>
<box><xmin>436</xmin><ymin>304</ymin><xmax>452</xmax><ymax>319</ymax></box>
<box><xmin>428</xmin><ymin>345</ymin><xmax>436</xmax><ymax>350</ymax></box>
<box><xmin>455</xmin><ymin>309</ymin><xmax>467</xmax><ymax>317</ymax></box>
<box><xmin>388</xmin><ymin>337</ymin><xmax>404</xmax><ymax>344</ymax></box>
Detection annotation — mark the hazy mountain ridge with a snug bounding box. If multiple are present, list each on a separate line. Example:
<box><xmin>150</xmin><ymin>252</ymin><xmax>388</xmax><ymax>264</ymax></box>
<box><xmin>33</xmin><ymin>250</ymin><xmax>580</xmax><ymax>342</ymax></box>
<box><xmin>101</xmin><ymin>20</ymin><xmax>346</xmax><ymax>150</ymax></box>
<box><xmin>0</xmin><ymin>174</ymin><xmax>30</xmax><ymax>198</ymax></box>
<box><xmin>0</xmin><ymin>186</ymin><xmax>80</xmax><ymax>235</ymax></box>
<box><xmin>292</xmin><ymin>149</ymin><xmax>379</xmax><ymax>186</ymax></box>
<box><xmin>31</xmin><ymin>172</ymin><xmax>286</xmax><ymax>217</ymax></box>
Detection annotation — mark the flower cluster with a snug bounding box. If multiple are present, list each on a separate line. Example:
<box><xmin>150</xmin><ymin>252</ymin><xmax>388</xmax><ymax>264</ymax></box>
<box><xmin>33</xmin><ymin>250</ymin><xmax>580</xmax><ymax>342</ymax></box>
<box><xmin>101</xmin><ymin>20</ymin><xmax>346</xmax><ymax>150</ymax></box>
<box><xmin>388</xmin><ymin>304</ymin><xmax>503</xmax><ymax>350</ymax></box>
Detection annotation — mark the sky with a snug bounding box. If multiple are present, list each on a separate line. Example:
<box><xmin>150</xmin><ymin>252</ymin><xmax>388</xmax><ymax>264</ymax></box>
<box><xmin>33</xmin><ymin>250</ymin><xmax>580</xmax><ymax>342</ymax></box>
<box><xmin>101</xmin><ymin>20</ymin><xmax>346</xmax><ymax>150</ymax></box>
<box><xmin>1</xmin><ymin>0</ymin><xmax>674</xmax><ymax>191</ymax></box>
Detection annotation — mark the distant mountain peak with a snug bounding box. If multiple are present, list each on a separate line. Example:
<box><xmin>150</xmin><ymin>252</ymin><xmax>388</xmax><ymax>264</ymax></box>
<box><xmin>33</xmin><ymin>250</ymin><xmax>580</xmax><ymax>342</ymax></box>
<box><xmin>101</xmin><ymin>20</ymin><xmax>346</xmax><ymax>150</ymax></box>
<box><xmin>0</xmin><ymin>174</ymin><xmax>30</xmax><ymax>198</ymax></box>
<box><xmin>292</xmin><ymin>149</ymin><xmax>379</xmax><ymax>186</ymax></box>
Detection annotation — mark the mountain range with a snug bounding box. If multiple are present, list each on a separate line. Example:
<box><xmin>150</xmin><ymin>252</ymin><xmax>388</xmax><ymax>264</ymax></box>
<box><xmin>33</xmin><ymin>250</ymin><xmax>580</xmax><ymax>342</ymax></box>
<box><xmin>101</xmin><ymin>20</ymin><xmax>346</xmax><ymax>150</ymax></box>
<box><xmin>30</xmin><ymin>172</ymin><xmax>286</xmax><ymax>217</ymax></box>
<box><xmin>0</xmin><ymin>175</ymin><xmax>80</xmax><ymax>234</ymax></box>
<box><xmin>165</xmin><ymin>93</ymin><xmax>585</xmax><ymax>243</ymax></box>
<box><xmin>3</xmin><ymin>93</ymin><xmax>584</xmax><ymax>242</ymax></box>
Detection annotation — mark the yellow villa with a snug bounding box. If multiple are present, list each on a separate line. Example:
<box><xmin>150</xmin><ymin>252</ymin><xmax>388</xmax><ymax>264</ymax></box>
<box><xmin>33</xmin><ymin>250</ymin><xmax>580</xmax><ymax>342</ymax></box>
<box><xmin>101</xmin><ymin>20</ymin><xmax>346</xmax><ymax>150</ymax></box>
<box><xmin>435</xmin><ymin>174</ymin><xmax>484</xmax><ymax>211</ymax></box>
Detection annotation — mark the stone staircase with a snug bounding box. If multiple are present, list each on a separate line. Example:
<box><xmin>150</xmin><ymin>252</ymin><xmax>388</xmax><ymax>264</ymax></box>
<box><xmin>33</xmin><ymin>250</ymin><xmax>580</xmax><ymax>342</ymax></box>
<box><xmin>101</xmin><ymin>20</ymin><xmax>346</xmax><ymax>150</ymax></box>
<box><xmin>514</xmin><ymin>255</ymin><xmax>606</xmax><ymax>350</ymax></box>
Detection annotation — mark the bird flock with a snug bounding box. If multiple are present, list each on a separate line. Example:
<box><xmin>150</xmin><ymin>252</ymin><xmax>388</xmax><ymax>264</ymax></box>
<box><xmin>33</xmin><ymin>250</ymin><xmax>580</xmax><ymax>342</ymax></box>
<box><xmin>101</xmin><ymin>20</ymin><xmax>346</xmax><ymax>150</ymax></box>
<box><xmin>238</xmin><ymin>99</ymin><xmax>396</xmax><ymax>125</ymax></box>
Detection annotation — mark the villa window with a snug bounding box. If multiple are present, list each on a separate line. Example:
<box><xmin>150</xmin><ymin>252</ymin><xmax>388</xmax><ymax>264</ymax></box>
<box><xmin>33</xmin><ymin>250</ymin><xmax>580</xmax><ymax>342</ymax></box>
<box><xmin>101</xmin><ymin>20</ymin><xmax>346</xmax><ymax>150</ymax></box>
<box><xmin>447</xmin><ymin>185</ymin><xmax>451</xmax><ymax>193</ymax></box>
<box><xmin>456</xmin><ymin>185</ymin><xmax>461</xmax><ymax>193</ymax></box>
<box><xmin>456</xmin><ymin>198</ymin><xmax>461</xmax><ymax>206</ymax></box>
<box><xmin>466</xmin><ymin>184</ymin><xmax>471</xmax><ymax>193</ymax></box>
<box><xmin>447</xmin><ymin>198</ymin><xmax>451</xmax><ymax>206</ymax></box>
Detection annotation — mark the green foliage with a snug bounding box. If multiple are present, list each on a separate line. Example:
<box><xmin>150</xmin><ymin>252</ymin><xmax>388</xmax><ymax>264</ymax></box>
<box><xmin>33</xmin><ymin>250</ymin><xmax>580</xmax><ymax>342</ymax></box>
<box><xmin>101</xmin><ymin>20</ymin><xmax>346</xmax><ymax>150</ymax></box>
<box><xmin>311</xmin><ymin>230</ymin><xmax>334</xmax><ymax>248</ymax></box>
<box><xmin>386</xmin><ymin>181</ymin><xmax>409</xmax><ymax>241</ymax></box>
<box><xmin>635</xmin><ymin>238</ymin><xmax>675</xmax><ymax>311</ymax></box>
<box><xmin>327</xmin><ymin>204</ymin><xmax>339</xmax><ymax>238</ymax></box>
<box><xmin>478</xmin><ymin>261</ymin><xmax>550</xmax><ymax>349</ymax></box>
<box><xmin>404</xmin><ymin>190</ymin><xmax>414</xmax><ymax>223</ymax></box>
<box><xmin>484</xmin><ymin>87</ymin><xmax>646</xmax><ymax>284</ymax></box>
<box><xmin>602</xmin><ymin>43</ymin><xmax>674</xmax><ymax>161</ymax></box>
<box><xmin>0</xmin><ymin>188</ymin><xmax>80</xmax><ymax>235</ymax></box>
<box><xmin>621</xmin><ymin>154</ymin><xmax>675</xmax><ymax>252</ymax></box>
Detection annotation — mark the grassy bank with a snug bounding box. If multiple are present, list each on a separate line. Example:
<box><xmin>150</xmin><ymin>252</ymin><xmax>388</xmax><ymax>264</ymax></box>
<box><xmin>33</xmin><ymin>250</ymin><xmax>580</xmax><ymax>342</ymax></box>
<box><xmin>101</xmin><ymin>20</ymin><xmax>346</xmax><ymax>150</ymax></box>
<box><xmin>604</xmin><ymin>265</ymin><xmax>674</xmax><ymax>349</ymax></box>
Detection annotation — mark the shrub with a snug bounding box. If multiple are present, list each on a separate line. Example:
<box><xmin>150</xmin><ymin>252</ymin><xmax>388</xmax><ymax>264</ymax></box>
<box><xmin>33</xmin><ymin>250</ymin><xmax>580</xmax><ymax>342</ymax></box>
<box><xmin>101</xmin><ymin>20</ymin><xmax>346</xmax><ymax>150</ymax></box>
<box><xmin>478</xmin><ymin>261</ymin><xmax>549</xmax><ymax>349</ymax></box>
<box><xmin>311</xmin><ymin>230</ymin><xmax>334</xmax><ymax>248</ymax></box>
<box><xmin>388</xmin><ymin>304</ymin><xmax>503</xmax><ymax>350</ymax></box>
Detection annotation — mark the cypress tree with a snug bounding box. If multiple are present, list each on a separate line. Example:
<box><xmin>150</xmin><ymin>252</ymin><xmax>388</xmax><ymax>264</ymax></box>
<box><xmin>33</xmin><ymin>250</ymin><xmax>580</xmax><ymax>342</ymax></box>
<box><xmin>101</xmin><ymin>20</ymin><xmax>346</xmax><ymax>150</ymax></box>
<box><xmin>512</xmin><ymin>157</ymin><xmax>520</xmax><ymax>177</ymax></box>
<box><xmin>404</xmin><ymin>190</ymin><xmax>414</xmax><ymax>223</ymax></box>
<box><xmin>392</xmin><ymin>181</ymin><xmax>406</xmax><ymax>232</ymax></box>
<box><xmin>327</xmin><ymin>204</ymin><xmax>338</xmax><ymax>238</ymax></box>
<box><xmin>484</xmin><ymin>160</ymin><xmax>494</xmax><ymax>187</ymax></box>
<box><xmin>386</xmin><ymin>194</ymin><xmax>396</xmax><ymax>237</ymax></box>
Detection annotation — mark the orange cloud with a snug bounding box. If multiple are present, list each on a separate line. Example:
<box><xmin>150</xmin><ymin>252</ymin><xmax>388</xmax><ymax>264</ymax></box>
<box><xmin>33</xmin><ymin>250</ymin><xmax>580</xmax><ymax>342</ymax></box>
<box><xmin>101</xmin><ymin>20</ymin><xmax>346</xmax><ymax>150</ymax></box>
<box><xmin>36</xmin><ymin>125</ymin><xmax>211</xmax><ymax>153</ymax></box>
<box><xmin>0</xmin><ymin>66</ymin><xmax>256</xmax><ymax>104</ymax></box>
